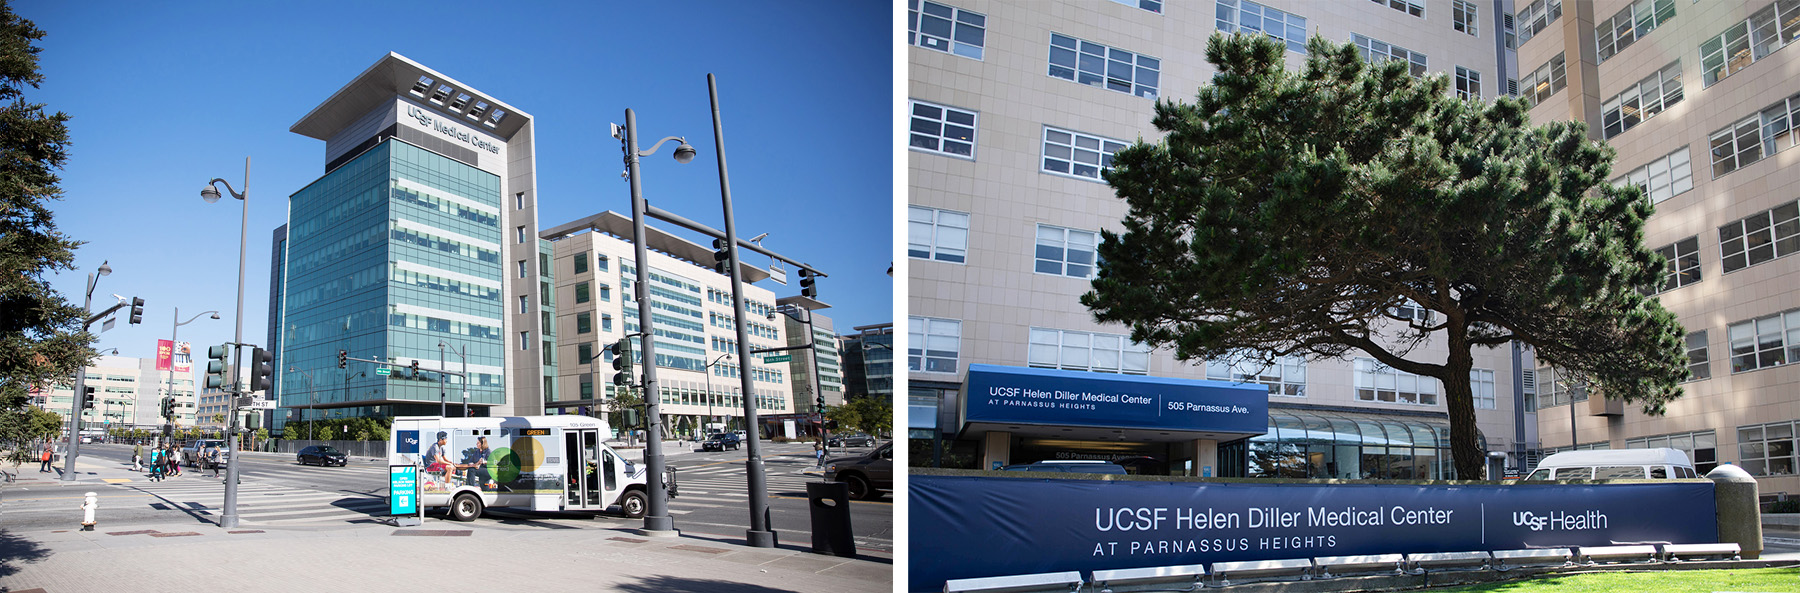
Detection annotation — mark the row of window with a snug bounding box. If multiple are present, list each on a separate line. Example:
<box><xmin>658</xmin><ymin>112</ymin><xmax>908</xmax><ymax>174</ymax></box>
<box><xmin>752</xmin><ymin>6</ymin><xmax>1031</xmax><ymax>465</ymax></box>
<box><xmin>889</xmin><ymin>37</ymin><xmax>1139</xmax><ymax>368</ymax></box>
<box><xmin>1709</xmin><ymin>90</ymin><xmax>1800</xmax><ymax>178</ymax></box>
<box><xmin>1595</xmin><ymin>0</ymin><xmax>1676</xmax><ymax>64</ymax></box>
<box><xmin>1518</xmin><ymin>53</ymin><xmax>1566</xmax><ymax>108</ymax></box>
<box><xmin>1600</xmin><ymin>61</ymin><xmax>1683</xmax><ymax>140</ymax></box>
<box><xmin>1351</xmin><ymin>34</ymin><xmax>1427</xmax><ymax>78</ymax></box>
<box><xmin>1613</xmin><ymin>145</ymin><xmax>1694</xmax><ymax>205</ymax></box>
<box><xmin>1216</xmin><ymin>0</ymin><xmax>1307</xmax><ymax>54</ymax></box>
<box><xmin>1701</xmin><ymin>0</ymin><xmax>1800</xmax><ymax>89</ymax></box>
<box><xmin>1515</xmin><ymin>0</ymin><xmax>1561</xmax><ymax>45</ymax></box>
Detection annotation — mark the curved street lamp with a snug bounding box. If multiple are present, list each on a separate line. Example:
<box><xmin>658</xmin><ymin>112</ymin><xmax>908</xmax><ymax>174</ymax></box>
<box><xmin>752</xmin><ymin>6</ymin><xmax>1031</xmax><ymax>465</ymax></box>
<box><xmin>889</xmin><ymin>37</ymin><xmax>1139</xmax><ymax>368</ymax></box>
<box><xmin>61</xmin><ymin>261</ymin><xmax>114</xmax><ymax>481</ymax></box>
<box><xmin>200</xmin><ymin>157</ymin><xmax>250</xmax><ymax>529</ymax></box>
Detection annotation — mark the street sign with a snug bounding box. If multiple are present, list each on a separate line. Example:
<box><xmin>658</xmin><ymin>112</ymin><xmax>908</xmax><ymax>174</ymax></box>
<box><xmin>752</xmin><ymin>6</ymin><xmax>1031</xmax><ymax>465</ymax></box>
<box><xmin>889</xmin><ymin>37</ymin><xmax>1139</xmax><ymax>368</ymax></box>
<box><xmin>375</xmin><ymin>367</ymin><xmax>391</xmax><ymax>376</ymax></box>
<box><xmin>764</xmin><ymin>354</ymin><xmax>792</xmax><ymax>363</ymax></box>
<box><xmin>244</xmin><ymin>399</ymin><xmax>277</xmax><ymax>410</ymax></box>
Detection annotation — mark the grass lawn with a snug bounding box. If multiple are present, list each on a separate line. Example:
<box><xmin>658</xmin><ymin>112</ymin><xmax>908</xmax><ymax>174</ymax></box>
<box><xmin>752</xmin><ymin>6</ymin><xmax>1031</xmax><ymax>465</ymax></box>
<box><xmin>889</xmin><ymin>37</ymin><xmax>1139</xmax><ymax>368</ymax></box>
<box><xmin>1426</xmin><ymin>567</ymin><xmax>1800</xmax><ymax>592</ymax></box>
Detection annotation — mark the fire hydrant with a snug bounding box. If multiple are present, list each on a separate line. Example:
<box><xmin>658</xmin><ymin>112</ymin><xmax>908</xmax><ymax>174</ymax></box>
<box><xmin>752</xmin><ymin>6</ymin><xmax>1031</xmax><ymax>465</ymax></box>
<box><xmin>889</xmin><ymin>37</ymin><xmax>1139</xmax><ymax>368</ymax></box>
<box><xmin>80</xmin><ymin>491</ymin><xmax>97</xmax><ymax>531</ymax></box>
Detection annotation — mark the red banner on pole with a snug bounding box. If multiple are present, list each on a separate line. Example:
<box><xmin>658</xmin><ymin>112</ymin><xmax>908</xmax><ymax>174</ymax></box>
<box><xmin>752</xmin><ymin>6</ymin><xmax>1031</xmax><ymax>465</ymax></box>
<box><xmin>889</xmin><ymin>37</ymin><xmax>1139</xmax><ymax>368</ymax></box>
<box><xmin>156</xmin><ymin>339</ymin><xmax>174</xmax><ymax>371</ymax></box>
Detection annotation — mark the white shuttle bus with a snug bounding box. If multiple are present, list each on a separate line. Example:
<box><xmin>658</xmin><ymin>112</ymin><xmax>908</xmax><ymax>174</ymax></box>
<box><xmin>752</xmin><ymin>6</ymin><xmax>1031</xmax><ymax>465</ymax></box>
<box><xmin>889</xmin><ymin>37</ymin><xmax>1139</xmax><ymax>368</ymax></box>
<box><xmin>389</xmin><ymin>415</ymin><xmax>670</xmax><ymax>521</ymax></box>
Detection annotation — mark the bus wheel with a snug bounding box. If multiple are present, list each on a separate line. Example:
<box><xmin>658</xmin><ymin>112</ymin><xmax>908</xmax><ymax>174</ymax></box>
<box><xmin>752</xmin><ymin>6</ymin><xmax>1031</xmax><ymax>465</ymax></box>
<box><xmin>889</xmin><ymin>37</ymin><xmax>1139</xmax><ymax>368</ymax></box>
<box><xmin>450</xmin><ymin>492</ymin><xmax>483</xmax><ymax>522</ymax></box>
<box><xmin>620</xmin><ymin>490</ymin><xmax>648</xmax><ymax>519</ymax></box>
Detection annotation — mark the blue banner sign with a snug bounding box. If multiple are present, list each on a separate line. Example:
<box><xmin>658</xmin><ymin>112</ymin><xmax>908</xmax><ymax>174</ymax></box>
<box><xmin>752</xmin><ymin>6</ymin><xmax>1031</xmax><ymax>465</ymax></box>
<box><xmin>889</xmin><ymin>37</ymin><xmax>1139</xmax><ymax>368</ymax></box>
<box><xmin>962</xmin><ymin>364</ymin><xmax>1268</xmax><ymax>434</ymax></box>
<box><xmin>910</xmin><ymin>474</ymin><xmax>1716</xmax><ymax>591</ymax></box>
<box><xmin>396</xmin><ymin>430</ymin><xmax>419</xmax><ymax>454</ymax></box>
<box><xmin>390</xmin><ymin>465</ymin><xmax>418</xmax><ymax>516</ymax></box>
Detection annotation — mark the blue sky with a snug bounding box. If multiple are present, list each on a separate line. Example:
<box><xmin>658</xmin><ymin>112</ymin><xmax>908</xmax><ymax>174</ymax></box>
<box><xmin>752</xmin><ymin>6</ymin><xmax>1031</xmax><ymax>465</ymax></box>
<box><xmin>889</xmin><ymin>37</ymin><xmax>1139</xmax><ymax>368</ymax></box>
<box><xmin>19</xmin><ymin>1</ymin><xmax>895</xmax><ymax>361</ymax></box>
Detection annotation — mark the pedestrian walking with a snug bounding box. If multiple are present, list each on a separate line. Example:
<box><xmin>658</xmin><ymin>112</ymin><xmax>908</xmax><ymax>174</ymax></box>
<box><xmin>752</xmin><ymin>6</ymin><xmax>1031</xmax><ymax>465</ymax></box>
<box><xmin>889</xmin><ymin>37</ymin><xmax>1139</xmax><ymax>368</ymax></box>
<box><xmin>146</xmin><ymin>448</ymin><xmax>163</xmax><ymax>481</ymax></box>
<box><xmin>38</xmin><ymin>439</ymin><xmax>54</xmax><ymax>473</ymax></box>
<box><xmin>165</xmin><ymin>445</ymin><xmax>180</xmax><ymax>477</ymax></box>
<box><xmin>206</xmin><ymin>442</ymin><xmax>221</xmax><ymax>477</ymax></box>
<box><xmin>814</xmin><ymin>439</ymin><xmax>825</xmax><ymax>468</ymax></box>
<box><xmin>131</xmin><ymin>443</ymin><xmax>143</xmax><ymax>472</ymax></box>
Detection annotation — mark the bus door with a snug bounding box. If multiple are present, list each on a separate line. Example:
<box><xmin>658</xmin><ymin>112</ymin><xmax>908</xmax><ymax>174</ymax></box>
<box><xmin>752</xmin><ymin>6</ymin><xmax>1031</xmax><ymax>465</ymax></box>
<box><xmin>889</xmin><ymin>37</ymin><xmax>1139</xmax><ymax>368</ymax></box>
<box><xmin>564</xmin><ymin>428</ymin><xmax>605</xmax><ymax>509</ymax></box>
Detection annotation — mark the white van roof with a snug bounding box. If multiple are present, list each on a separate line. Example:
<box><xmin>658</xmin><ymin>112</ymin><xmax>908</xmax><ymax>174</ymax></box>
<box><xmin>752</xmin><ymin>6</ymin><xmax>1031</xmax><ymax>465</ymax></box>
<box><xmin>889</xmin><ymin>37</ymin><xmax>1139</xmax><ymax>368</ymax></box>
<box><xmin>392</xmin><ymin>415</ymin><xmax>610</xmax><ymax>432</ymax></box>
<box><xmin>1537</xmin><ymin>448</ymin><xmax>1693</xmax><ymax>468</ymax></box>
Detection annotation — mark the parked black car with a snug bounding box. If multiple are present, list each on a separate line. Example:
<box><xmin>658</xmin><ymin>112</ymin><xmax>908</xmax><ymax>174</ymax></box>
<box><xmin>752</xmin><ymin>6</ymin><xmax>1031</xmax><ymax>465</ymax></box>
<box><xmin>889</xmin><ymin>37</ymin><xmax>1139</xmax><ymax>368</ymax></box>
<box><xmin>827</xmin><ymin>433</ymin><xmax>876</xmax><ymax>447</ymax></box>
<box><xmin>824</xmin><ymin>442</ymin><xmax>893</xmax><ymax>500</ymax></box>
<box><xmin>297</xmin><ymin>445</ymin><xmax>348</xmax><ymax>467</ymax></box>
<box><xmin>701</xmin><ymin>433</ymin><xmax>741</xmax><ymax>452</ymax></box>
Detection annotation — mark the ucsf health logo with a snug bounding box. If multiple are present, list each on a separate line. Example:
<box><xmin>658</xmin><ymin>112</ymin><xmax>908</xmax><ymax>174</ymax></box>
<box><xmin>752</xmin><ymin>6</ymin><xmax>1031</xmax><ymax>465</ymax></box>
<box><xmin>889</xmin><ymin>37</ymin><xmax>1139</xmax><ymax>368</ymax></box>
<box><xmin>1512</xmin><ymin>510</ymin><xmax>1609</xmax><ymax>531</ymax></box>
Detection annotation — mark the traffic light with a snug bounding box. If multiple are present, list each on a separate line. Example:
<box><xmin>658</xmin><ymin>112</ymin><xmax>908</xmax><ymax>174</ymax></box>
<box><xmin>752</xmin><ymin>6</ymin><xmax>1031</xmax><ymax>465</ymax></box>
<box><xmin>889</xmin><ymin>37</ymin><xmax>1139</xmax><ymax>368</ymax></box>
<box><xmin>799</xmin><ymin>268</ymin><xmax>817</xmax><ymax>299</ymax></box>
<box><xmin>247</xmin><ymin>347</ymin><xmax>273</xmax><ymax>392</ymax></box>
<box><xmin>712</xmin><ymin>238</ymin><xmax>731</xmax><ymax>275</ymax></box>
<box><xmin>83</xmin><ymin>386</ymin><xmax>95</xmax><ymax>410</ymax></box>
<box><xmin>128</xmin><ymin>297</ymin><xmax>145</xmax><ymax>325</ymax></box>
<box><xmin>608</xmin><ymin>338</ymin><xmax>634</xmax><ymax>386</ymax></box>
<box><xmin>410</xmin><ymin>360</ymin><xmax>421</xmax><ymax>379</ymax></box>
<box><xmin>206</xmin><ymin>344</ymin><xmax>232</xmax><ymax>391</ymax></box>
<box><xmin>338</xmin><ymin>349</ymin><xmax>347</xmax><ymax>369</ymax></box>
<box><xmin>159</xmin><ymin>397</ymin><xmax>173</xmax><ymax>420</ymax></box>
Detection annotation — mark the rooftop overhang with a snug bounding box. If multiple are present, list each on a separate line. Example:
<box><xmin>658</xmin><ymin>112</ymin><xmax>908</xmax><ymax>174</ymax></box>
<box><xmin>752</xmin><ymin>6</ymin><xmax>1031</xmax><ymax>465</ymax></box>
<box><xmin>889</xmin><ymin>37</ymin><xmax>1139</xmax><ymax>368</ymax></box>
<box><xmin>541</xmin><ymin>211</ymin><xmax>771</xmax><ymax>283</ymax></box>
<box><xmin>291</xmin><ymin>52</ymin><xmax>531</xmax><ymax>141</ymax></box>
<box><xmin>958</xmin><ymin>364</ymin><xmax>1270</xmax><ymax>443</ymax></box>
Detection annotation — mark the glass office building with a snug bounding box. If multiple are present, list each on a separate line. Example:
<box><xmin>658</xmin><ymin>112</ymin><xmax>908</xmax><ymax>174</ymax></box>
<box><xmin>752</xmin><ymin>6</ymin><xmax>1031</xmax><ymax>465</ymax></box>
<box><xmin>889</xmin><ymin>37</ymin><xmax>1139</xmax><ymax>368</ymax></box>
<box><xmin>279</xmin><ymin>53</ymin><xmax>549</xmax><ymax>422</ymax></box>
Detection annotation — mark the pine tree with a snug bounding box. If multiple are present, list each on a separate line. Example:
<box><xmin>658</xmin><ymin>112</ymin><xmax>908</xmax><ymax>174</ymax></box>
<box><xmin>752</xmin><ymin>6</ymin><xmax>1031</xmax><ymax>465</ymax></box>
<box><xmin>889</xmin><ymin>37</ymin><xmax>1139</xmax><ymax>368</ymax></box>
<box><xmin>0</xmin><ymin>1</ymin><xmax>89</xmax><ymax>468</ymax></box>
<box><xmin>1083</xmin><ymin>34</ymin><xmax>1688</xmax><ymax>479</ymax></box>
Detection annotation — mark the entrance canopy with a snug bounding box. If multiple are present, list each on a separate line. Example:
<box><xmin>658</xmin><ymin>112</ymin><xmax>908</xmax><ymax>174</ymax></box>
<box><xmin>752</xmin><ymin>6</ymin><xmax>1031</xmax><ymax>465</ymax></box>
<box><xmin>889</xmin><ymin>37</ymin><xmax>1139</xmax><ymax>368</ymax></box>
<box><xmin>959</xmin><ymin>364</ymin><xmax>1268</xmax><ymax>443</ymax></box>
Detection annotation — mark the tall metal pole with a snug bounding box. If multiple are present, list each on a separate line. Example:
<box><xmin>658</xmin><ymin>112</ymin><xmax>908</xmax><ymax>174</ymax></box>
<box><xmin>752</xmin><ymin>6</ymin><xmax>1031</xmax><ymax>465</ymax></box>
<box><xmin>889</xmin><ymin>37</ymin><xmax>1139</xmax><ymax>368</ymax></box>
<box><xmin>439</xmin><ymin>344</ymin><xmax>447</xmax><ymax>417</ymax></box>
<box><xmin>709</xmin><ymin>73</ymin><xmax>776</xmax><ymax>548</ymax></box>
<box><xmin>623</xmin><ymin>108</ymin><xmax>675</xmax><ymax>536</ymax></box>
<box><xmin>803</xmin><ymin>310</ymin><xmax>826</xmax><ymax>450</ymax></box>
<box><xmin>60</xmin><ymin>273</ymin><xmax>96</xmax><ymax>481</ymax></box>
<box><xmin>222</xmin><ymin>156</ymin><xmax>249</xmax><ymax>529</ymax></box>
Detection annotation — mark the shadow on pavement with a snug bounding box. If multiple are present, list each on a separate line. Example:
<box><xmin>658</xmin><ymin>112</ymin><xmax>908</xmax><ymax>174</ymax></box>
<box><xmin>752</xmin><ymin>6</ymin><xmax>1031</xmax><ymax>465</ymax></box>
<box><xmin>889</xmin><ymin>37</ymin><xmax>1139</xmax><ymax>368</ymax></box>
<box><xmin>612</xmin><ymin>575</ymin><xmax>803</xmax><ymax>593</ymax></box>
<box><xmin>0</xmin><ymin>529</ymin><xmax>49</xmax><ymax>580</ymax></box>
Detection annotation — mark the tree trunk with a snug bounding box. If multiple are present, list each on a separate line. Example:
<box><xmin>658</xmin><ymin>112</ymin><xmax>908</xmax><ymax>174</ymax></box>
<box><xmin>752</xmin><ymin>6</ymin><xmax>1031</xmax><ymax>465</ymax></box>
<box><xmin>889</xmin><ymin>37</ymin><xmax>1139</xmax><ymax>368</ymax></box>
<box><xmin>1442</xmin><ymin>354</ymin><xmax>1485</xmax><ymax>480</ymax></box>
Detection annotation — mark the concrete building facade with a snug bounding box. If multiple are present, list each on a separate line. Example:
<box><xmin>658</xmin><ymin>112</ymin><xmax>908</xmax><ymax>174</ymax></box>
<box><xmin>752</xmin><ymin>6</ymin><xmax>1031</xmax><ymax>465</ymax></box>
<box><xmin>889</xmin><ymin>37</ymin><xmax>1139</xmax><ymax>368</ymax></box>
<box><xmin>34</xmin><ymin>354</ymin><xmax>197</xmax><ymax>431</ymax></box>
<box><xmin>909</xmin><ymin>0</ymin><xmax>1533</xmax><ymax>478</ymax></box>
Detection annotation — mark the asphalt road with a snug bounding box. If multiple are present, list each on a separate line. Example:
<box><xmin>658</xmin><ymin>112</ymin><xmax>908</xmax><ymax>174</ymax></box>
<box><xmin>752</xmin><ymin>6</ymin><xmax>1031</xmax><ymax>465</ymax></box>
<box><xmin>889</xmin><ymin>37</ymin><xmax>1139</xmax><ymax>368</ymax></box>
<box><xmin>8</xmin><ymin>442</ymin><xmax>892</xmax><ymax>552</ymax></box>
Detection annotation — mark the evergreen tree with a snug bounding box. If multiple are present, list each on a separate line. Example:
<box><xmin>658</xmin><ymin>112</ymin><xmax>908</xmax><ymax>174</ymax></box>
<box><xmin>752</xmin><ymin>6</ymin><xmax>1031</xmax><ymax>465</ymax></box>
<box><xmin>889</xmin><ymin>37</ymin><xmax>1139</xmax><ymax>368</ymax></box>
<box><xmin>1083</xmin><ymin>34</ymin><xmax>1688</xmax><ymax>479</ymax></box>
<box><xmin>0</xmin><ymin>1</ymin><xmax>88</xmax><ymax>468</ymax></box>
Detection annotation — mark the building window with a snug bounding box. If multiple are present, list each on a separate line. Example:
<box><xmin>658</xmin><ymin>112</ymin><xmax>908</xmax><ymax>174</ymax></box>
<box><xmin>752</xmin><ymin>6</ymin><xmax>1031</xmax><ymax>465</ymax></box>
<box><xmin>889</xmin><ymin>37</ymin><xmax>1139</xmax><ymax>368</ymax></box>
<box><xmin>1048</xmin><ymin>33</ymin><xmax>1160</xmax><ymax>98</ymax></box>
<box><xmin>602</xmin><ymin>314</ymin><xmax>613</xmax><ymax>332</ymax></box>
<box><xmin>1519</xmin><ymin>53</ymin><xmax>1567</xmax><ymax>108</ymax></box>
<box><xmin>1614</xmin><ymin>146</ymin><xmax>1693</xmax><ymax>204</ymax></box>
<box><xmin>578</xmin><ymin>343</ymin><xmax>593</xmax><ymax>365</ymax></box>
<box><xmin>1516</xmin><ymin>0</ymin><xmax>1562</xmax><ymax>45</ymax></box>
<box><xmin>516</xmin><ymin>226</ymin><xmax>526</xmax><ymax>244</ymax></box>
<box><xmin>1601</xmin><ymin>61</ymin><xmax>1683</xmax><ymax>139</ymax></box>
<box><xmin>1112</xmin><ymin>0</ymin><xmax>1161</xmax><ymax>13</ymax></box>
<box><xmin>1626</xmin><ymin>430</ymin><xmax>1717</xmax><ymax>473</ymax></box>
<box><xmin>908</xmin><ymin>0</ymin><xmax>986</xmax><ymax>60</ymax></box>
<box><xmin>1686</xmin><ymin>330</ymin><xmax>1711</xmax><ymax>381</ymax></box>
<box><xmin>1029</xmin><ymin>328</ymin><xmax>1152</xmax><ymax>375</ymax></box>
<box><xmin>1701</xmin><ymin>1</ymin><xmax>1800</xmax><ymax>88</ymax></box>
<box><xmin>573</xmin><ymin>255</ymin><xmax>588</xmax><ymax>274</ymax></box>
<box><xmin>1452</xmin><ymin>0</ymin><xmax>1479</xmax><ymax>36</ymax></box>
<box><xmin>1503</xmin><ymin>13</ymin><xmax>1517</xmax><ymax>49</ymax></box>
<box><xmin>1215</xmin><ymin>0</ymin><xmax>1307</xmax><ymax>53</ymax></box>
<box><xmin>575</xmin><ymin>282</ymin><xmax>591</xmax><ymax>304</ymax></box>
<box><xmin>599</xmin><ymin>285</ymin><xmax>611</xmax><ymax>302</ymax></box>
<box><xmin>1535</xmin><ymin>365</ymin><xmax>1588</xmax><ymax>408</ymax></box>
<box><xmin>517</xmin><ymin>295</ymin><xmax>528</xmax><ymax>314</ymax></box>
<box><xmin>908</xmin><ymin>206</ymin><xmax>969</xmax><ymax>263</ymax></box>
<box><xmin>1042</xmin><ymin>127</ymin><xmax>1127</xmax><ymax>180</ymax></box>
<box><xmin>1388</xmin><ymin>300</ymin><xmax>1434</xmax><ymax>325</ymax></box>
<box><xmin>1371</xmin><ymin>0</ymin><xmax>1423</xmax><ymax>17</ymax></box>
<box><xmin>1471</xmin><ymin>369</ymin><xmax>1497</xmax><ymax>409</ymax></box>
<box><xmin>908</xmin><ymin>316</ymin><xmax>961</xmax><ymax>373</ymax></box>
<box><xmin>1719</xmin><ymin>199</ymin><xmax>1800</xmax><ymax>272</ymax></box>
<box><xmin>1206</xmin><ymin>354</ymin><xmax>1305</xmax><ymax>396</ymax></box>
<box><xmin>596</xmin><ymin>255</ymin><xmax>609</xmax><ymax>272</ymax></box>
<box><xmin>1737</xmin><ymin>420</ymin><xmax>1797</xmax><ymax>476</ymax></box>
<box><xmin>520</xmin><ymin>331</ymin><xmax>530</xmax><ymax>350</ymax></box>
<box><xmin>517</xmin><ymin>260</ymin><xmax>527</xmax><ymax>279</ymax></box>
<box><xmin>1035</xmin><ymin>224</ymin><xmax>1099</xmax><ymax>278</ymax></box>
<box><xmin>577</xmin><ymin>312</ymin><xmax>592</xmax><ymax>334</ymax></box>
<box><xmin>909</xmin><ymin>100</ymin><xmax>977</xmax><ymax>158</ymax></box>
<box><xmin>1454</xmin><ymin>67</ymin><xmax>1481</xmax><ymax>100</ymax></box>
<box><xmin>1354</xmin><ymin>358</ymin><xmax>1439</xmax><ymax>405</ymax></box>
<box><xmin>1352</xmin><ymin>34</ymin><xmax>1427</xmax><ymax>77</ymax></box>
<box><xmin>1596</xmin><ymin>0</ymin><xmax>1675</xmax><ymax>63</ymax></box>
<box><xmin>1653</xmin><ymin>236</ymin><xmax>1702</xmax><ymax>292</ymax></box>
<box><xmin>1727</xmin><ymin>309</ymin><xmax>1800</xmax><ymax>373</ymax></box>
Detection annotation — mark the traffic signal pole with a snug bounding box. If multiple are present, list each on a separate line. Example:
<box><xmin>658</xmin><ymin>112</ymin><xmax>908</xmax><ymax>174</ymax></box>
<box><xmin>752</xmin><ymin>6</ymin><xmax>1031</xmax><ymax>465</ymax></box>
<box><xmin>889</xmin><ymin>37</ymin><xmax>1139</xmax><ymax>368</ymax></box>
<box><xmin>622</xmin><ymin>108</ymin><xmax>676</xmax><ymax>537</ymax></box>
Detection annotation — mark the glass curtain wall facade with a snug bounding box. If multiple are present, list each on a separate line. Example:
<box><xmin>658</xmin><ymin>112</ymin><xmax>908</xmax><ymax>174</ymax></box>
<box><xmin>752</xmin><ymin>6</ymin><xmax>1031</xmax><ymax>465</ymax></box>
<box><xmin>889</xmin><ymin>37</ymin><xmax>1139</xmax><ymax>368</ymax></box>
<box><xmin>1225</xmin><ymin>408</ymin><xmax>1485</xmax><ymax>480</ymax></box>
<box><xmin>280</xmin><ymin>140</ymin><xmax>506</xmax><ymax>419</ymax></box>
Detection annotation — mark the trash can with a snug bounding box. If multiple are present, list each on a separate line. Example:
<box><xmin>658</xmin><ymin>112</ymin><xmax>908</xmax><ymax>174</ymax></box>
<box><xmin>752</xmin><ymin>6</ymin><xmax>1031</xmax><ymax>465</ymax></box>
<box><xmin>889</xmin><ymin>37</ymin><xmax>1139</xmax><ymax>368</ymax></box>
<box><xmin>806</xmin><ymin>481</ymin><xmax>855</xmax><ymax>557</ymax></box>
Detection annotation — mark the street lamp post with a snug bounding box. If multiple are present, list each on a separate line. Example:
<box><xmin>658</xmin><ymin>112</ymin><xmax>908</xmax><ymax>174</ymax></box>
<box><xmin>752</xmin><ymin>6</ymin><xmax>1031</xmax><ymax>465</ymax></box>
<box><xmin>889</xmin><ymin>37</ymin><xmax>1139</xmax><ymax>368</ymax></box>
<box><xmin>200</xmin><ymin>156</ymin><xmax>250</xmax><ymax>529</ymax></box>
<box><xmin>439</xmin><ymin>341</ymin><xmax>467</xmax><ymax>417</ymax></box>
<box><xmin>288</xmin><ymin>366</ymin><xmax>314</xmax><ymax>441</ymax></box>
<box><xmin>61</xmin><ymin>260</ymin><xmax>110</xmax><ymax>482</ymax></box>
<box><xmin>617</xmin><ymin>106</ymin><xmax>696</xmax><ymax>538</ymax></box>
<box><xmin>704</xmin><ymin>353</ymin><xmax>733</xmax><ymax>432</ymax></box>
<box><xmin>167</xmin><ymin>308</ymin><xmax>219</xmax><ymax>445</ymax></box>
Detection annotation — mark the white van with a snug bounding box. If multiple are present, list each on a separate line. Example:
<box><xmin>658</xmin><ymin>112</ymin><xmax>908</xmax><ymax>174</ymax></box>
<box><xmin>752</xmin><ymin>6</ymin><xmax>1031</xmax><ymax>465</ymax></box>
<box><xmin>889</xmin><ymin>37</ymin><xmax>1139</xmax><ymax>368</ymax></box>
<box><xmin>390</xmin><ymin>415</ymin><xmax>672</xmax><ymax>521</ymax></box>
<box><xmin>1523</xmin><ymin>448</ymin><xmax>1700</xmax><ymax>480</ymax></box>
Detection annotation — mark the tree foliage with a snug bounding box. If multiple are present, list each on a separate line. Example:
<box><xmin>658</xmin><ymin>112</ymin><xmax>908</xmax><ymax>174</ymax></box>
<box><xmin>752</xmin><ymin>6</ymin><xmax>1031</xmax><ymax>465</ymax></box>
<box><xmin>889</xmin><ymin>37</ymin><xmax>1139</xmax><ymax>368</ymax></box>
<box><xmin>1083</xmin><ymin>34</ymin><xmax>1688</xmax><ymax>478</ymax></box>
<box><xmin>828</xmin><ymin>395</ymin><xmax>893</xmax><ymax>439</ymax></box>
<box><xmin>0</xmin><ymin>1</ymin><xmax>88</xmax><ymax>454</ymax></box>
